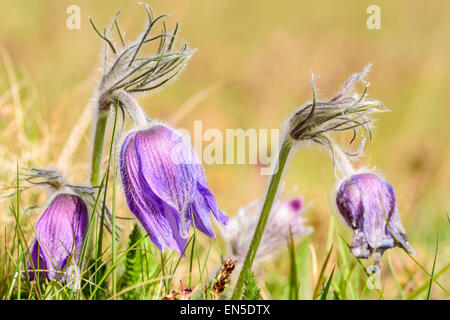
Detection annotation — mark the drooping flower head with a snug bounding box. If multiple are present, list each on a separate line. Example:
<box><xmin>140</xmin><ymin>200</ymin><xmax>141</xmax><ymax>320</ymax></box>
<box><xmin>221</xmin><ymin>197</ymin><xmax>312</xmax><ymax>262</ymax></box>
<box><xmin>27</xmin><ymin>193</ymin><xmax>89</xmax><ymax>281</ymax></box>
<box><xmin>336</xmin><ymin>173</ymin><xmax>415</xmax><ymax>263</ymax></box>
<box><xmin>92</xmin><ymin>4</ymin><xmax>225</xmax><ymax>254</ymax></box>
<box><xmin>120</xmin><ymin>123</ymin><xmax>229</xmax><ymax>254</ymax></box>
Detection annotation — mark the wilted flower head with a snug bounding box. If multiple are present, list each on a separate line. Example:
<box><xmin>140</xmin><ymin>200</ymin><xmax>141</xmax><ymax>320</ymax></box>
<box><xmin>336</xmin><ymin>173</ymin><xmax>415</xmax><ymax>263</ymax></box>
<box><xmin>222</xmin><ymin>197</ymin><xmax>312</xmax><ymax>262</ymax></box>
<box><xmin>289</xmin><ymin>64</ymin><xmax>385</xmax><ymax>147</ymax></box>
<box><xmin>93</xmin><ymin>3</ymin><xmax>194</xmax><ymax>112</ymax></box>
<box><xmin>27</xmin><ymin>193</ymin><xmax>89</xmax><ymax>282</ymax></box>
<box><xmin>120</xmin><ymin>123</ymin><xmax>229</xmax><ymax>254</ymax></box>
<box><xmin>19</xmin><ymin>168</ymin><xmax>113</xmax><ymax>230</ymax></box>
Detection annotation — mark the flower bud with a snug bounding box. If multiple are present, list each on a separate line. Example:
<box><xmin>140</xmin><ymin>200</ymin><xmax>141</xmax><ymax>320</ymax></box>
<box><xmin>27</xmin><ymin>193</ymin><xmax>88</xmax><ymax>281</ymax></box>
<box><xmin>120</xmin><ymin>124</ymin><xmax>229</xmax><ymax>254</ymax></box>
<box><xmin>336</xmin><ymin>173</ymin><xmax>415</xmax><ymax>259</ymax></box>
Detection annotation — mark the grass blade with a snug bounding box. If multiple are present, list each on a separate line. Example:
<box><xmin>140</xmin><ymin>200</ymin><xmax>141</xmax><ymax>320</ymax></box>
<box><xmin>426</xmin><ymin>234</ymin><xmax>439</xmax><ymax>300</ymax></box>
<box><xmin>320</xmin><ymin>266</ymin><xmax>335</xmax><ymax>300</ymax></box>
<box><xmin>288</xmin><ymin>228</ymin><xmax>299</xmax><ymax>300</ymax></box>
<box><xmin>313</xmin><ymin>245</ymin><xmax>333</xmax><ymax>300</ymax></box>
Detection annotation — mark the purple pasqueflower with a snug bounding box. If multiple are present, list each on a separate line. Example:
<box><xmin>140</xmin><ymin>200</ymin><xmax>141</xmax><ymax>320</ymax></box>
<box><xmin>27</xmin><ymin>193</ymin><xmax>88</xmax><ymax>281</ymax></box>
<box><xmin>336</xmin><ymin>173</ymin><xmax>415</xmax><ymax>259</ymax></box>
<box><xmin>120</xmin><ymin>123</ymin><xmax>229</xmax><ymax>254</ymax></box>
<box><xmin>222</xmin><ymin>197</ymin><xmax>312</xmax><ymax>262</ymax></box>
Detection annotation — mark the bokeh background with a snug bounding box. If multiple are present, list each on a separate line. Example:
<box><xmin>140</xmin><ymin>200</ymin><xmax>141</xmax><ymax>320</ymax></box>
<box><xmin>0</xmin><ymin>0</ymin><xmax>448</xmax><ymax>299</ymax></box>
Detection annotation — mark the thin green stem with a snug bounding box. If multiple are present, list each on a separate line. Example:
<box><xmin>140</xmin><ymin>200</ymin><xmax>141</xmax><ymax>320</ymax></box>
<box><xmin>90</xmin><ymin>112</ymin><xmax>109</xmax><ymax>186</ymax></box>
<box><xmin>231</xmin><ymin>137</ymin><xmax>293</xmax><ymax>300</ymax></box>
<box><xmin>94</xmin><ymin>106</ymin><xmax>118</xmax><ymax>298</ymax></box>
<box><xmin>112</xmin><ymin>129</ymin><xmax>117</xmax><ymax>299</ymax></box>
<box><xmin>16</xmin><ymin>162</ymin><xmax>21</xmax><ymax>300</ymax></box>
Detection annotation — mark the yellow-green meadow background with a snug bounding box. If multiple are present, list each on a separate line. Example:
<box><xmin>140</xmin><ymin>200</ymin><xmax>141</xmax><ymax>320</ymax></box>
<box><xmin>0</xmin><ymin>0</ymin><xmax>448</xmax><ymax>299</ymax></box>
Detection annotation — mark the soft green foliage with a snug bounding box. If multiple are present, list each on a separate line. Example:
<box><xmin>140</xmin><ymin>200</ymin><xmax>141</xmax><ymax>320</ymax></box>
<box><xmin>313</xmin><ymin>245</ymin><xmax>333</xmax><ymax>299</ymax></box>
<box><xmin>288</xmin><ymin>229</ymin><xmax>299</xmax><ymax>300</ymax></box>
<box><xmin>44</xmin><ymin>280</ymin><xmax>70</xmax><ymax>300</ymax></box>
<box><xmin>242</xmin><ymin>271</ymin><xmax>261</xmax><ymax>300</ymax></box>
<box><xmin>119</xmin><ymin>224</ymin><xmax>143</xmax><ymax>299</ymax></box>
<box><xmin>320</xmin><ymin>267</ymin><xmax>335</xmax><ymax>300</ymax></box>
<box><xmin>296</xmin><ymin>236</ymin><xmax>311</xmax><ymax>299</ymax></box>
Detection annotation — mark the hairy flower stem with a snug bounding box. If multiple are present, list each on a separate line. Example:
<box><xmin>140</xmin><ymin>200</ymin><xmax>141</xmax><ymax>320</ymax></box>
<box><xmin>112</xmin><ymin>91</ymin><xmax>148</xmax><ymax>127</ymax></box>
<box><xmin>90</xmin><ymin>112</ymin><xmax>108</xmax><ymax>186</ymax></box>
<box><xmin>231</xmin><ymin>137</ymin><xmax>293</xmax><ymax>300</ymax></box>
<box><xmin>90</xmin><ymin>109</ymin><xmax>109</xmax><ymax>299</ymax></box>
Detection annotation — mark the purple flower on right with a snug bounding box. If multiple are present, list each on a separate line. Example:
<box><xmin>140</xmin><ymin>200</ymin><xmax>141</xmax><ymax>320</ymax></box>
<box><xmin>336</xmin><ymin>173</ymin><xmax>415</xmax><ymax>259</ymax></box>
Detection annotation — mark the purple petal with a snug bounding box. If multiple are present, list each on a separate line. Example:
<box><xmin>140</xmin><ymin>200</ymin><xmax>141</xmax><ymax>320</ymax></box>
<box><xmin>352</xmin><ymin>174</ymin><xmax>391</xmax><ymax>250</ymax></box>
<box><xmin>32</xmin><ymin>193</ymin><xmax>88</xmax><ymax>280</ymax></box>
<box><xmin>120</xmin><ymin>131</ymin><xmax>181</xmax><ymax>252</ymax></box>
<box><xmin>26</xmin><ymin>240</ymin><xmax>47</xmax><ymax>281</ymax></box>
<box><xmin>160</xmin><ymin>202</ymin><xmax>190</xmax><ymax>254</ymax></box>
<box><xmin>134</xmin><ymin>125</ymin><xmax>198</xmax><ymax>237</ymax></box>
<box><xmin>191</xmin><ymin>191</ymin><xmax>216</xmax><ymax>238</ymax></box>
<box><xmin>336</xmin><ymin>178</ymin><xmax>363</xmax><ymax>229</ymax></box>
<box><xmin>384</xmin><ymin>182</ymin><xmax>416</xmax><ymax>254</ymax></box>
<box><xmin>286</xmin><ymin>197</ymin><xmax>303</xmax><ymax>212</ymax></box>
<box><xmin>195</xmin><ymin>165</ymin><xmax>229</xmax><ymax>225</ymax></box>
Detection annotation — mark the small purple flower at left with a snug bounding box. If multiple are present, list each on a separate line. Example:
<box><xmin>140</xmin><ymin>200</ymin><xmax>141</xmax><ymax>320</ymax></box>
<box><xmin>26</xmin><ymin>193</ymin><xmax>89</xmax><ymax>281</ymax></box>
<box><xmin>120</xmin><ymin>123</ymin><xmax>229</xmax><ymax>254</ymax></box>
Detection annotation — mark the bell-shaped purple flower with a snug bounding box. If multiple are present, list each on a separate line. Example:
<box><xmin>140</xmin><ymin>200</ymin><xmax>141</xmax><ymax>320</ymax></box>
<box><xmin>120</xmin><ymin>124</ymin><xmax>229</xmax><ymax>254</ymax></box>
<box><xmin>336</xmin><ymin>173</ymin><xmax>415</xmax><ymax>259</ymax></box>
<box><xmin>27</xmin><ymin>193</ymin><xmax>89</xmax><ymax>281</ymax></box>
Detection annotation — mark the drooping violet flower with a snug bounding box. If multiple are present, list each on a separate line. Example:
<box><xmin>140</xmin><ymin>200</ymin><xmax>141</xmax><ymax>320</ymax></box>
<box><xmin>27</xmin><ymin>193</ymin><xmax>89</xmax><ymax>281</ymax></box>
<box><xmin>336</xmin><ymin>173</ymin><xmax>415</xmax><ymax>264</ymax></box>
<box><xmin>221</xmin><ymin>197</ymin><xmax>312</xmax><ymax>262</ymax></box>
<box><xmin>120</xmin><ymin>123</ymin><xmax>229</xmax><ymax>254</ymax></box>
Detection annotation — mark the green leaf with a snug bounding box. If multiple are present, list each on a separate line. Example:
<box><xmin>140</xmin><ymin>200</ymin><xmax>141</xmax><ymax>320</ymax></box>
<box><xmin>427</xmin><ymin>234</ymin><xmax>439</xmax><ymax>300</ymax></box>
<box><xmin>296</xmin><ymin>236</ymin><xmax>311</xmax><ymax>299</ymax></box>
<box><xmin>288</xmin><ymin>229</ymin><xmax>299</xmax><ymax>300</ymax></box>
<box><xmin>320</xmin><ymin>266</ymin><xmax>335</xmax><ymax>300</ymax></box>
<box><xmin>242</xmin><ymin>271</ymin><xmax>261</xmax><ymax>300</ymax></box>
<box><xmin>313</xmin><ymin>245</ymin><xmax>333</xmax><ymax>300</ymax></box>
<box><xmin>118</xmin><ymin>224</ymin><xmax>143</xmax><ymax>299</ymax></box>
<box><xmin>44</xmin><ymin>280</ymin><xmax>70</xmax><ymax>300</ymax></box>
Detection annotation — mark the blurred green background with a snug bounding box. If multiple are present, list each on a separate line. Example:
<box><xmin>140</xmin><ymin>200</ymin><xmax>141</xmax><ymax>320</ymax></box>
<box><xmin>0</xmin><ymin>0</ymin><xmax>448</xmax><ymax>299</ymax></box>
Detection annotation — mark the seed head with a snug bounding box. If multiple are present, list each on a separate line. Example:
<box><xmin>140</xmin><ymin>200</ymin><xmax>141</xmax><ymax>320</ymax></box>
<box><xmin>289</xmin><ymin>64</ymin><xmax>385</xmax><ymax>148</ymax></box>
<box><xmin>92</xmin><ymin>3</ymin><xmax>195</xmax><ymax>113</ymax></box>
<box><xmin>212</xmin><ymin>258</ymin><xmax>237</xmax><ymax>297</ymax></box>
